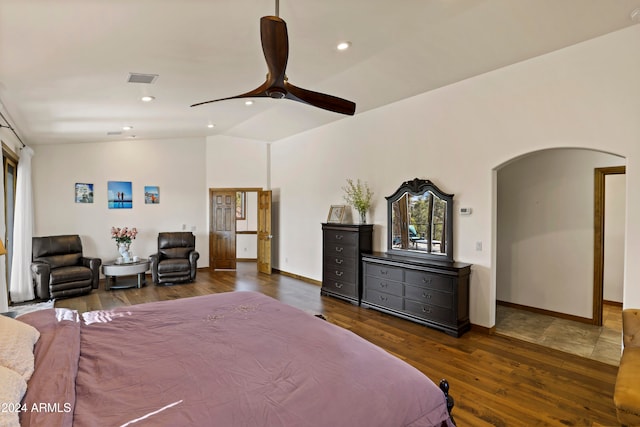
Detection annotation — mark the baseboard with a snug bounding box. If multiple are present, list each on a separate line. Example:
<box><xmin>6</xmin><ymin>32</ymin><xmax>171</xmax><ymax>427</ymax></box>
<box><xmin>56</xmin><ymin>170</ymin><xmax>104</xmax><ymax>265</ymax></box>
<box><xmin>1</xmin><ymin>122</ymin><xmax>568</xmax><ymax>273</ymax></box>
<box><xmin>603</xmin><ymin>300</ymin><xmax>622</xmax><ymax>308</ymax></box>
<box><xmin>273</xmin><ymin>268</ymin><xmax>321</xmax><ymax>286</ymax></box>
<box><xmin>497</xmin><ymin>300</ymin><xmax>593</xmax><ymax>325</ymax></box>
<box><xmin>471</xmin><ymin>324</ymin><xmax>496</xmax><ymax>335</ymax></box>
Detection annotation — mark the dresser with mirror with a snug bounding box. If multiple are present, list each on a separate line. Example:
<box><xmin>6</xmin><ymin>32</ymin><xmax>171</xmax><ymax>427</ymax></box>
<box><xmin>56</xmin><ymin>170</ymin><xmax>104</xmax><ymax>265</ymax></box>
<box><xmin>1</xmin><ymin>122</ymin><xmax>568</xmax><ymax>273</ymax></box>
<box><xmin>361</xmin><ymin>178</ymin><xmax>472</xmax><ymax>337</ymax></box>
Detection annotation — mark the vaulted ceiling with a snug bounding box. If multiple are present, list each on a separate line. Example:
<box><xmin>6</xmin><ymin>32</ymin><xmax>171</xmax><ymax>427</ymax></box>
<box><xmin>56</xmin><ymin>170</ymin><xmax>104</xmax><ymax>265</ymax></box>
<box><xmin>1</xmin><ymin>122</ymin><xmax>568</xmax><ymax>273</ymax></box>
<box><xmin>1</xmin><ymin>0</ymin><xmax>639</xmax><ymax>145</ymax></box>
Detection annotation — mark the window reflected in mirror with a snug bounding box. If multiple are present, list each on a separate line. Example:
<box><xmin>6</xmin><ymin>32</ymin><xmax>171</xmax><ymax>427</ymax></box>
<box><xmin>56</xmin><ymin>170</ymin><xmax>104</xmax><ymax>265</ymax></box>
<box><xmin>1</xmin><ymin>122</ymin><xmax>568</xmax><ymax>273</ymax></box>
<box><xmin>391</xmin><ymin>192</ymin><xmax>447</xmax><ymax>254</ymax></box>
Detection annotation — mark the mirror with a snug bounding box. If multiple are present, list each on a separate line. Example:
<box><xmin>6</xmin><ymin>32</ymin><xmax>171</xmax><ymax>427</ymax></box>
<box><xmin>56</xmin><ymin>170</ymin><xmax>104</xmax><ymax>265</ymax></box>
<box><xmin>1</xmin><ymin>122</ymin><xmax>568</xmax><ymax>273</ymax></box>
<box><xmin>387</xmin><ymin>178</ymin><xmax>454</xmax><ymax>262</ymax></box>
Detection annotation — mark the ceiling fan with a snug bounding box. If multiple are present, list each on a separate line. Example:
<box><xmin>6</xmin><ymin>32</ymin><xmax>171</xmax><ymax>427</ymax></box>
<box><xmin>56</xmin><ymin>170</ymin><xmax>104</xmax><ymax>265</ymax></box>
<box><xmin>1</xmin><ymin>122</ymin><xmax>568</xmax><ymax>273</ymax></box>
<box><xmin>190</xmin><ymin>0</ymin><xmax>356</xmax><ymax>115</ymax></box>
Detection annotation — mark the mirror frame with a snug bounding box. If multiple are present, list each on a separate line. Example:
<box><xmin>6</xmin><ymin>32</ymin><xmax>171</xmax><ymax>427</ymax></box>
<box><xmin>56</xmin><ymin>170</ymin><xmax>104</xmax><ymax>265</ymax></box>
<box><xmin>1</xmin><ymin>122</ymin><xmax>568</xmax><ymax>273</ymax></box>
<box><xmin>386</xmin><ymin>178</ymin><xmax>454</xmax><ymax>262</ymax></box>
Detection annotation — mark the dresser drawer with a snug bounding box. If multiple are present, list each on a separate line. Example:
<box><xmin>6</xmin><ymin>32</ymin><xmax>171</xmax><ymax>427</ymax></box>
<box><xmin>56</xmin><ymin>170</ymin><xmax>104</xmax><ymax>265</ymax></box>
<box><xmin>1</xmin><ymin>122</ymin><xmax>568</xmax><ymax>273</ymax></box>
<box><xmin>322</xmin><ymin>280</ymin><xmax>356</xmax><ymax>298</ymax></box>
<box><xmin>324</xmin><ymin>243</ymin><xmax>358</xmax><ymax>258</ymax></box>
<box><xmin>324</xmin><ymin>230</ymin><xmax>359</xmax><ymax>246</ymax></box>
<box><xmin>404</xmin><ymin>300</ymin><xmax>454</xmax><ymax>324</ymax></box>
<box><xmin>404</xmin><ymin>270</ymin><xmax>453</xmax><ymax>292</ymax></box>
<box><xmin>323</xmin><ymin>266</ymin><xmax>356</xmax><ymax>285</ymax></box>
<box><xmin>405</xmin><ymin>285</ymin><xmax>452</xmax><ymax>309</ymax></box>
<box><xmin>323</xmin><ymin>254</ymin><xmax>356</xmax><ymax>270</ymax></box>
<box><xmin>363</xmin><ymin>288</ymin><xmax>403</xmax><ymax>311</ymax></box>
<box><xmin>365</xmin><ymin>276</ymin><xmax>403</xmax><ymax>297</ymax></box>
<box><xmin>364</xmin><ymin>263</ymin><xmax>403</xmax><ymax>282</ymax></box>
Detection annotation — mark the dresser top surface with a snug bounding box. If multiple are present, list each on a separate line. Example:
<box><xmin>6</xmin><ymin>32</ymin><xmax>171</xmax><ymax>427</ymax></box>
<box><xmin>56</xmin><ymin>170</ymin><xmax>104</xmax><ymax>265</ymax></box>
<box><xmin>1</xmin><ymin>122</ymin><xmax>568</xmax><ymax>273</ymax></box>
<box><xmin>322</xmin><ymin>223</ymin><xmax>374</xmax><ymax>231</ymax></box>
<box><xmin>363</xmin><ymin>251</ymin><xmax>471</xmax><ymax>271</ymax></box>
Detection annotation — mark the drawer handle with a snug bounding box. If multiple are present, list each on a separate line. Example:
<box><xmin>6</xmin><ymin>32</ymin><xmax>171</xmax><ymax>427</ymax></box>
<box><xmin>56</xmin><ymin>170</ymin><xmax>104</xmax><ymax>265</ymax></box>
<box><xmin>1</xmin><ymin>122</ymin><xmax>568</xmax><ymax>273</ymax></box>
<box><xmin>379</xmin><ymin>295</ymin><xmax>388</xmax><ymax>302</ymax></box>
<box><xmin>335</xmin><ymin>258</ymin><xmax>343</xmax><ymax>264</ymax></box>
<box><xmin>335</xmin><ymin>271</ymin><xmax>344</xmax><ymax>277</ymax></box>
<box><xmin>422</xmin><ymin>292</ymin><xmax>432</xmax><ymax>299</ymax></box>
<box><xmin>335</xmin><ymin>234</ymin><xmax>344</xmax><ymax>240</ymax></box>
<box><xmin>334</xmin><ymin>283</ymin><xmax>343</xmax><ymax>289</ymax></box>
<box><xmin>422</xmin><ymin>278</ymin><xmax>432</xmax><ymax>285</ymax></box>
<box><xmin>379</xmin><ymin>282</ymin><xmax>388</xmax><ymax>288</ymax></box>
<box><xmin>422</xmin><ymin>307</ymin><xmax>432</xmax><ymax>314</ymax></box>
<box><xmin>380</xmin><ymin>269</ymin><xmax>388</xmax><ymax>275</ymax></box>
<box><xmin>335</xmin><ymin>246</ymin><xmax>344</xmax><ymax>252</ymax></box>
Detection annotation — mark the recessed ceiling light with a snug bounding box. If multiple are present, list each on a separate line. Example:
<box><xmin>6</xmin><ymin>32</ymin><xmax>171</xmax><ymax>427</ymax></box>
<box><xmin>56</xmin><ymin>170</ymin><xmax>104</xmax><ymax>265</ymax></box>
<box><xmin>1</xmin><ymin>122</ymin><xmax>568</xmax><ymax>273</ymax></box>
<box><xmin>337</xmin><ymin>41</ymin><xmax>351</xmax><ymax>51</ymax></box>
<box><xmin>245</xmin><ymin>100</ymin><xmax>254</xmax><ymax>106</ymax></box>
<box><xmin>207</xmin><ymin>123</ymin><xmax>215</xmax><ymax>128</ymax></box>
<box><xmin>122</xmin><ymin>126</ymin><xmax>133</xmax><ymax>131</ymax></box>
<box><xmin>141</xmin><ymin>96</ymin><xmax>155</xmax><ymax>102</ymax></box>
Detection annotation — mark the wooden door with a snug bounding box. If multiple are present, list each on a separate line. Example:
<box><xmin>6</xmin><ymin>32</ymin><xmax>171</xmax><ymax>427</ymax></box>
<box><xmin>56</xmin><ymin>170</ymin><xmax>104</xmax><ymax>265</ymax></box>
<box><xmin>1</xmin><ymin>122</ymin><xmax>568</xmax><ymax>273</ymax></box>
<box><xmin>210</xmin><ymin>190</ymin><xmax>236</xmax><ymax>270</ymax></box>
<box><xmin>257</xmin><ymin>190</ymin><xmax>272</xmax><ymax>274</ymax></box>
<box><xmin>593</xmin><ymin>166</ymin><xmax>626</xmax><ymax>325</ymax></box>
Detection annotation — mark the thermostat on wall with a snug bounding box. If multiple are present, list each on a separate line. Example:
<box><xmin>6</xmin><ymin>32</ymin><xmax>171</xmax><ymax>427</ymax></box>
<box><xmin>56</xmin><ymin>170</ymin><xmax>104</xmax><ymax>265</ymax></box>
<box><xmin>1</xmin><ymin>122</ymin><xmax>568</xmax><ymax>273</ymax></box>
<box><xmin>459</xmin><ymin>207</ymin><xmax>472</xmax><ymax>215</ymax></box>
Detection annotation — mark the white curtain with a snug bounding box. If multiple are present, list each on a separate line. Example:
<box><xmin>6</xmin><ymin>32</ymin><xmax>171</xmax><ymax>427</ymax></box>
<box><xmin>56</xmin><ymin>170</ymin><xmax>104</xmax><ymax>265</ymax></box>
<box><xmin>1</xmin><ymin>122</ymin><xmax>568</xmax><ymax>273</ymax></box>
<box><xmin>9</xmin><ymin>146</ymin><xmax>34</xmax><ymax>302</ymax></box>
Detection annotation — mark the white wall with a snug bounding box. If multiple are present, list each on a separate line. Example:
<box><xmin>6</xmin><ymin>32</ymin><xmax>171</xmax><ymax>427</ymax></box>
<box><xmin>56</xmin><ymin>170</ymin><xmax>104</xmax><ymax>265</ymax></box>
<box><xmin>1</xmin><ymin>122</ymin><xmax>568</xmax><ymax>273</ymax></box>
<box><xmin>31</xmin><ymin>137</ymin><xmax>208</xmax><ymax>266</ymax></box>
<box><xmin>271</xmin><ymin>25</ymin><xmax>640</xmax><ymax>328</ymax></box>
<box><xmin>604</xmin><ymin>173</ymin><xmax>625</xmax><ymax>303</ymax></box>
<box><xmin>205</xmin><ymin>135</ymin><xmax>268</xmax><ymax>188</ymax></box>
<box><xmin>496</xmin><ymin>148</ymin><xmax>624</xmax><ymax>318</ymax></box>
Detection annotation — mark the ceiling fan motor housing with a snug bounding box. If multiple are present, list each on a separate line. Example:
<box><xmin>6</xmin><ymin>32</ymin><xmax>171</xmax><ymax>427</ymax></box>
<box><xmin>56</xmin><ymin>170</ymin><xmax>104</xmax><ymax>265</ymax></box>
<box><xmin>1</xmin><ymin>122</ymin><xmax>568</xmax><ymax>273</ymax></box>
<box><xmin>267</xmin><ymin>88</ymin><xmax>287</xmax><ymax>99</ymax></box>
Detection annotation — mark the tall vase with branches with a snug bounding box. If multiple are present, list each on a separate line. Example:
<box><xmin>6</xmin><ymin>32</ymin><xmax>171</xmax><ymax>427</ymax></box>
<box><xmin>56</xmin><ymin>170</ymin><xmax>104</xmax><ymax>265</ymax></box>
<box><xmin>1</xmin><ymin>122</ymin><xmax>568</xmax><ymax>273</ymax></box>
<box><xmin>342</xmin><ymin>179</ymin><xmax>373</xmax><ymax>224</ymax></box>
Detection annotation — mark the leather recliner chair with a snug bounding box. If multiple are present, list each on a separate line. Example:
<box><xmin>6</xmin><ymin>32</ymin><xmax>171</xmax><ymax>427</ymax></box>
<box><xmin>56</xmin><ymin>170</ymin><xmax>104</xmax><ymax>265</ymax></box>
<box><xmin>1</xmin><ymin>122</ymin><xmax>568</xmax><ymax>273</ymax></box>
<box><xmin>31</xmin><ymin>235</ymin><xmax>102</xmax><ymax>300</ymax></box>
<box><xmin>149</xmin><ymin>232</ymin><xmax>199</xmax><ymax>285</ymax></box>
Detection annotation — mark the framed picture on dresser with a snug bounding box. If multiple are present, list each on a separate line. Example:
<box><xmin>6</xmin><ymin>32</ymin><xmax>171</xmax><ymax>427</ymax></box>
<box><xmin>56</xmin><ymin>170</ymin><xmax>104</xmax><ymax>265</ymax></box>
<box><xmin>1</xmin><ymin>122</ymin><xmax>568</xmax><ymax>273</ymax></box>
<box><xmin>327</xmin><ymin>205</ymin><xmax>346</xmax><ymax>223</ymax></box>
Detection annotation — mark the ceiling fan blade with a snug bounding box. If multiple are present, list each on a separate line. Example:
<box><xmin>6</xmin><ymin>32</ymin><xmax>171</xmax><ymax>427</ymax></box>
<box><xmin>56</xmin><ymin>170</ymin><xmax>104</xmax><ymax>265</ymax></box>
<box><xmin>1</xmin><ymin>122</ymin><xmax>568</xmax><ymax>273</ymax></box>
<box><xmin>260</xmin><ymin>16</ymin><xmax>288</xmax><ymax>84</ymax></box>
<box><xmin>190</xmin><ymin>81</ymin><xmax>270</xmax><ymax>107</ymax></box>
<box><xmin>285</xmin><ymin>81</ymin><xmax>356</xmax><ymax>115</ymax></box>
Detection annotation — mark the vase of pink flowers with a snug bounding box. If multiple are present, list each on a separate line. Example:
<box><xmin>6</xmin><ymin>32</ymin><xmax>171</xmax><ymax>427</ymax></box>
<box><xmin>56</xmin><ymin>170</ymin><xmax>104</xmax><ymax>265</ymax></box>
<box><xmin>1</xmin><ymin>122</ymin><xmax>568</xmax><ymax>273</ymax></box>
<box><xmin>111</xmin><ymin>226</ymin><xmax>138</xmax><ymax>262</ymax></box>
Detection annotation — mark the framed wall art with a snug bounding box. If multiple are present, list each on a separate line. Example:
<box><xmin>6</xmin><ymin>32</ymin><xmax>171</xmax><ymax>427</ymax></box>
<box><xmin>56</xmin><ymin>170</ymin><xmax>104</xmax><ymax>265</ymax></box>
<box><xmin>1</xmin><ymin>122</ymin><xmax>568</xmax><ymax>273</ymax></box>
<box><xmin>75</xmin><ymin>183</ymin><xmax>94</xmax><ymax>203</ymax></box>
<box><xmin>144</xmin><ymin>186</ymin><xmax>160</xmax><ymax>204</ymax></box>
<box><xmin>108</xmin><ymin>181</ymin><xmax>132</xmax><ymax>209</ymax></box>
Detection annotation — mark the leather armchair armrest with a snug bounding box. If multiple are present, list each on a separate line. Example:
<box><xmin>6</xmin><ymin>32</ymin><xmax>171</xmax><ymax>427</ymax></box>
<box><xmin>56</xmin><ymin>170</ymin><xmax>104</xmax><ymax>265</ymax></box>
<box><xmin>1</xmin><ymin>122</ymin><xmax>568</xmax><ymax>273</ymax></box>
<box><xmin>82</xmin><ymin>257</ymin><xmax>102</xmax><ymax>289</ymax></box>
<box><xmin>189</xmin><ymin>251</ymin><xmax>200</xmax><ymax>281</ymax></box>
<box><xmin>149</xmin><ymin>253</ymin><xmax>160</xmax><ymax>283</ymax></box>
<box><xmin>623</xmin><ymin>309</ymin><xmax>640</xmax><ymax>349</ymax></box>
<box><xmin>31</xmin><ymin>262</ymin><xmax>51</xmax><ymax>300</ymax></box>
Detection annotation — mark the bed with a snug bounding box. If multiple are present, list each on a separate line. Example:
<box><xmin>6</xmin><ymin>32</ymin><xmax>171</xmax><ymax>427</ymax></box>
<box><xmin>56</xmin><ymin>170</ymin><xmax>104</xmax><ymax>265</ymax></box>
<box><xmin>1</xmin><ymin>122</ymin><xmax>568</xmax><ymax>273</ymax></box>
<box><xmin>7</xmin><ymin>291</ymin><xmax>455</xmax><ymax>426</ymax></box>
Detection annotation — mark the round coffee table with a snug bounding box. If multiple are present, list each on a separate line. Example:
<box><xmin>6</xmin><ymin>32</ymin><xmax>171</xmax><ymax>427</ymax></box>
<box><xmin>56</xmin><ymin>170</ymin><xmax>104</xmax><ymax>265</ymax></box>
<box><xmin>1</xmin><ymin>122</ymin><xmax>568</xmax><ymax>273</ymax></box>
<box><xmin>102</xmin><ymin>259</ymin><xmax>150</xmax><ymax>290</ymax></box>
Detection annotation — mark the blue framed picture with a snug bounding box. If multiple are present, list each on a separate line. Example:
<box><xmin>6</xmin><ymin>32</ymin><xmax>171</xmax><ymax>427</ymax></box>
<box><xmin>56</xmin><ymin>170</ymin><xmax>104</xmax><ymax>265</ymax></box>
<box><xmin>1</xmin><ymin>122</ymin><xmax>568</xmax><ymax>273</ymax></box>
<box><xmin>108</xmin><ymin>181</ymin><xmax>132</xmax><ymax>209</ymax></box>
<box><xmin>75</xmin><ymin>183</ymin><xmax>94</xmax><ymax>203</ymax></box>
<box><xmin>144</xmin><ymin>186</ymin><xmax>159</xmax><ymax>204</ymax></box>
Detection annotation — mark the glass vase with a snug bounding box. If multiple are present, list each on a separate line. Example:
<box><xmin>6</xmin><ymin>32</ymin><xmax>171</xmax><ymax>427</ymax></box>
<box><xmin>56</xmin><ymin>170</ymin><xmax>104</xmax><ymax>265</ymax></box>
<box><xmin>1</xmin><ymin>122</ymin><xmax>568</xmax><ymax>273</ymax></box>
<box><xmin>359</xmin><ymin>210</ymin><xmax>367</xmax><ymax>224</ymax></box>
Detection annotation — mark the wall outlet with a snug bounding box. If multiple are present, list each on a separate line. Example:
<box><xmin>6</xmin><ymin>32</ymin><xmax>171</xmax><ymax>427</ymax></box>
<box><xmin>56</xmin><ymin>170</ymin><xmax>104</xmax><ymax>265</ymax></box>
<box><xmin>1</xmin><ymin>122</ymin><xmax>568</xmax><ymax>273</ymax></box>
<box><xmin>475</xmin><ymin>241</ymin><xmax>483</xmax><ymax>251</ymax></box>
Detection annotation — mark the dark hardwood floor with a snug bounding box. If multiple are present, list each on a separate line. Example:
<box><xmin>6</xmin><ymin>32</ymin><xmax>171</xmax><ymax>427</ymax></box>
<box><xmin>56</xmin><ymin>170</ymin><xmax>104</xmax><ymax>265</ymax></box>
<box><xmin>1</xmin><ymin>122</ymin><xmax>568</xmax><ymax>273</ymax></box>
<box><xmin>55</xmin><ymin>262</ymin><xmax>620</xmax><ymax>426</ymax></box>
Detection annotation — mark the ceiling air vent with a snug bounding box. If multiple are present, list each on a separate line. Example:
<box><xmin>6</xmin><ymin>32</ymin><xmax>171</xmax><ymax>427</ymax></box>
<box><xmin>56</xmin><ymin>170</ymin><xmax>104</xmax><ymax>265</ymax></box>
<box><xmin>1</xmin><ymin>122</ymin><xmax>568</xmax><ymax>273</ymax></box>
<box><xmin>127</xmin><ymin>73</ymin><xmax>159</xmax><ymax>84</ymax></box>
<box><xmin>107</xmin><ymin>131</ymin><xmax>122</xmax><ymax>136</ymax></box>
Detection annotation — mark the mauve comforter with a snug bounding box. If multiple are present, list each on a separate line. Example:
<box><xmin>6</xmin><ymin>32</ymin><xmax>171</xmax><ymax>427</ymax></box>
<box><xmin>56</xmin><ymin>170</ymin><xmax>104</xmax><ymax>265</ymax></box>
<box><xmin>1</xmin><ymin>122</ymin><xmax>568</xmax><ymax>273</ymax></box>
<box><xmin>19</xmin><ymin>291</ymin><xmax>455</xmax><ymax>427</ymax></box>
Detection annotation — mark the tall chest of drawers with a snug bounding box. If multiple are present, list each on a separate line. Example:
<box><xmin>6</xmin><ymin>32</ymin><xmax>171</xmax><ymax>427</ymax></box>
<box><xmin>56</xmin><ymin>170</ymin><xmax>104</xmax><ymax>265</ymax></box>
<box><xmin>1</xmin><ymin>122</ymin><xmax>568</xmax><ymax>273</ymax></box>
<box><xmin>321</xmin><ymin>223</ymin><xmax>373</xmax><ymax>304</ymax></box>
<box><xmin>362</xmin><ymin>252</ymin><xmax>471</xmax><ymax>337</ymax></box>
